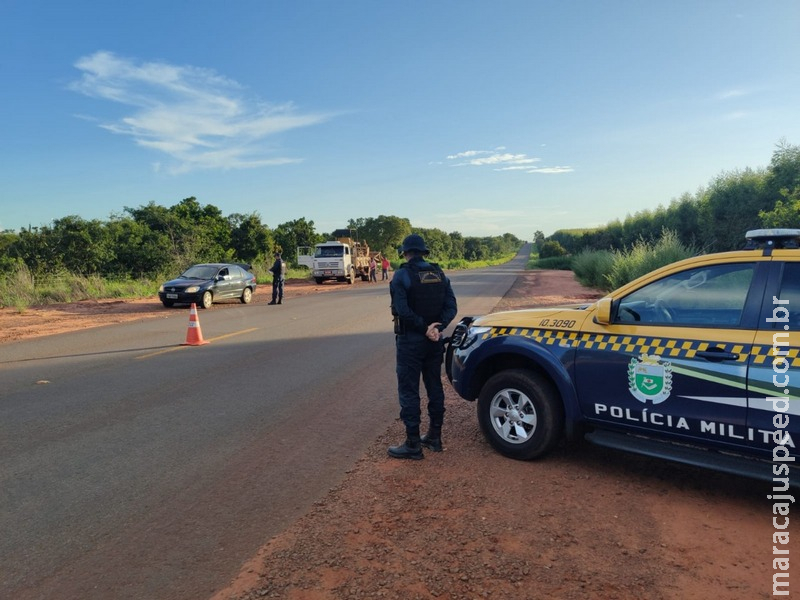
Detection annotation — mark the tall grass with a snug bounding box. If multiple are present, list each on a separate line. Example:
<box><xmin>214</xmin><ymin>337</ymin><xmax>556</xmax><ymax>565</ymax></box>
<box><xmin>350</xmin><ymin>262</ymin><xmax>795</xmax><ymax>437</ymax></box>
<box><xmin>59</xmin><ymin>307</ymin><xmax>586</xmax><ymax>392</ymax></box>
<box><xmin>604</xmin><ymin>230</ymin><xmax>696</xmax><ymax>290</ymax></box>
<box><xmin>528</xmin><ymin>256</ymin><xmax>573</xmax><ymax>270</ymax></box>
<box><xmin>0</xmin><ymin>263</ymin><xmax>159</xmax><ymax>310</ymax></box>
<box><xmin>571</xmin><ymin>250</ymin><xmax>614</xmax><ymax>289</ymax></box>
<box><xmin>0</xmin><ymin>262</ymin><xmax>36</xmax><ymax>311</ymax></box>
<box><xmin>0</xmin><ymin>253</ymin><xmax>516</xmax><ymax>310</ymax></box>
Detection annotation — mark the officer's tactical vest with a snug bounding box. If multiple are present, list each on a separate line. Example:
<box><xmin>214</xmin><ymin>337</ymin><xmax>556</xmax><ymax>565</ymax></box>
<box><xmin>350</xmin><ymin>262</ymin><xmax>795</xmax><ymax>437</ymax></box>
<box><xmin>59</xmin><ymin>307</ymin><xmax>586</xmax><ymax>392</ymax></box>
<box><xmin>403</xmin><ymin>261</ymin><xmax>447</xmax><ymax>325</ymax></box>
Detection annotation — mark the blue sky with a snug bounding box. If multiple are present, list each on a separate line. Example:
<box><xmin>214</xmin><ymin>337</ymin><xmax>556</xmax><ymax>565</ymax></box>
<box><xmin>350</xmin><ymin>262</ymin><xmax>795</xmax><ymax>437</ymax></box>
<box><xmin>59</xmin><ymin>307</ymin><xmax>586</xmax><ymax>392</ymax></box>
<box><xmin>2</xmin><ymin>1</ymin><xmax>799</xmax><ymax>240</ymax></box>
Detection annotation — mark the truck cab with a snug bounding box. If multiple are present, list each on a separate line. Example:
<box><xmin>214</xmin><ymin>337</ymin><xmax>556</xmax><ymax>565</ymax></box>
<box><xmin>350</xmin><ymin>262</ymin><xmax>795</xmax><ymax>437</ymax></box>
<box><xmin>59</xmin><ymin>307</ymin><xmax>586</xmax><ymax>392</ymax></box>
<box><xmin>312</xmin><ymin>240</ymin><xmax>357</xmax><ymax>284</ymax></box>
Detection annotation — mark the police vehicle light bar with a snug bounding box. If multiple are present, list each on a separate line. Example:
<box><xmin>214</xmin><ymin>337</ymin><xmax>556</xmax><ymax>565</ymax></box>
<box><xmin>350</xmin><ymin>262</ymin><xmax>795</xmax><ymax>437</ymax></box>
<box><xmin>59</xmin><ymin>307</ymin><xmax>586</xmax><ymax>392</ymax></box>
<box><xmin>744</xmin><ymin>228</ymin><xmax>800</xmax><ymax>251</ymax></box>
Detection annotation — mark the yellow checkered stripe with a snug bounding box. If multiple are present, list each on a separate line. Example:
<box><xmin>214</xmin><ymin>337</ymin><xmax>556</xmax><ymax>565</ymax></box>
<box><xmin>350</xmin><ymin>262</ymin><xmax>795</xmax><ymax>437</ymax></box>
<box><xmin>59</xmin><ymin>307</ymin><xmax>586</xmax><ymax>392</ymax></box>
<box><xmin>750</xmin><ymin>343</ymin><xmax>800</xmax><ymax>366</ymax></box>
<box><xmin>485</xmin><ymin>327</ymin><xmax>800</xmax><ymax>366</ymax></box>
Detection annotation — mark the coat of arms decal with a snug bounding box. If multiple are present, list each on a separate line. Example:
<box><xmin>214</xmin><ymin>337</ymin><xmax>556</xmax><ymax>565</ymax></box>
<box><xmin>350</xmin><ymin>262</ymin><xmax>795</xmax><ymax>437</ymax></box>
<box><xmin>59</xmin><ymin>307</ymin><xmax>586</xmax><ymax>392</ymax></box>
<box><xmin>628</xmin><ymin>354</ymin><xmax>673</xmax><ymax>404</ymax></box>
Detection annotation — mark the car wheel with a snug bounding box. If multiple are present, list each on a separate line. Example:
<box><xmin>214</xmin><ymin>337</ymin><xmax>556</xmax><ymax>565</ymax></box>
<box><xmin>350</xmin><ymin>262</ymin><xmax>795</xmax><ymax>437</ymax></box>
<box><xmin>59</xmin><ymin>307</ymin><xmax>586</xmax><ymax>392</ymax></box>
<box><xmin>477</xmin><ymin>369</ymin><xmax>564</xmax><ymax>460</ymax></box>
<box><xmin>240</xmin><ymin>287</ymin><xmax>253</xmax><ymax>304</ymax></box>
<box><xmin>200</xmin><ymin>291</ymin><xmax>213</xmax><ymax>309</ymax></box>
<box><xmin>161</xmin><ymin>300</ymin><xmax>174</xmax><ymax>308</ymax></box>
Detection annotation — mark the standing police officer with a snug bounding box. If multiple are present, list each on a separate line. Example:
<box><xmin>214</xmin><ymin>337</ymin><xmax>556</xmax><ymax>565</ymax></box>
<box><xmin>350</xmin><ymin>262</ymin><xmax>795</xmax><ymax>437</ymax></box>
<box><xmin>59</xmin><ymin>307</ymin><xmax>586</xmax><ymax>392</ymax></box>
<box><xmin>268</xmin><ymin>252</ymin><xmax>286</xmax><ymax>305</ymax></box>
<box><xmin>388</xmin><ymin>234</ymin><xmax>457</xmax><ymax>460</ymax></box>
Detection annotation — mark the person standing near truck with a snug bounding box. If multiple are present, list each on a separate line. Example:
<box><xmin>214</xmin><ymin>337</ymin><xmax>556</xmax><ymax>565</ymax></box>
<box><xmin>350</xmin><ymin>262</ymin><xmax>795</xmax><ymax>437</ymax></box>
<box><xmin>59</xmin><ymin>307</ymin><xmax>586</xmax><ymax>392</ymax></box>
<box><xmin>268</xmin><ymin>252</ymin><xmax>286</xmax><ymax>305</ymax></box>
<box><xmin>369</xmin><ymin>256</ymin><xmax>377</xmax><ymax>283</ymax></box>
<box><xmin>381</xmin><ymin>255</ymin><xmax>390</xmax><ymax>281</ymax></box>
<box><xmin>387</xmin><ymin>234</ymin><xmax>457</xmax><ymax>460</ymax></box>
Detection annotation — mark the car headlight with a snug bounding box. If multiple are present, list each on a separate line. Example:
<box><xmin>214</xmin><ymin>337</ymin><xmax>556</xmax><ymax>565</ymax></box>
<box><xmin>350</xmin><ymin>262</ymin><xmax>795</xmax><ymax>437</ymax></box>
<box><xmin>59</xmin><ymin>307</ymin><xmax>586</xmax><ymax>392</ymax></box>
<box><xmin>462</xmin><ymin>325</ymin><xmax>492</xmax><ymax>350</ymax></box>
<box><xmin>186</xmin><ymin>285</ymin><xmax>200</xmax><ymax>293</ymax></box>
<box><xmin>158</xmin><ymin>284</ymin><xmax>164</xmax><ymax>293</ymax></box>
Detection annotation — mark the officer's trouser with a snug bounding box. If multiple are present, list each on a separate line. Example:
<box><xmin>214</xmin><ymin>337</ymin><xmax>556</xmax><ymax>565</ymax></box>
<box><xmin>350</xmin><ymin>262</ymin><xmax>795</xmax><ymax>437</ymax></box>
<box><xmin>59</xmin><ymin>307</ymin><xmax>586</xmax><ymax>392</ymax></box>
<box><xmin>272</xmin><ymin>279</ymin><xmax>284</xmax><ymax>302</ymax></box>
<box><xmin>395</xmin><ymin>333</ymin><xmax>446</xmax><ymax>435</ymax></box>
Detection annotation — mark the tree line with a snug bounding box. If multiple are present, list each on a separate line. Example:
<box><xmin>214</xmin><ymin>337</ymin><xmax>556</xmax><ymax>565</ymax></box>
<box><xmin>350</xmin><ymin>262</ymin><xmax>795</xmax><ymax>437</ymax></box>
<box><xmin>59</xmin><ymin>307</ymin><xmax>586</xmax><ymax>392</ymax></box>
<box><xmin>0</xmin><ymin>200</ymin><xmax>522</xmax><ymax>279</ymax></box>
<box><xmin>537</xmin><ymin>140</ymin><xmax>800</xmax><ymax>256</ymax></box>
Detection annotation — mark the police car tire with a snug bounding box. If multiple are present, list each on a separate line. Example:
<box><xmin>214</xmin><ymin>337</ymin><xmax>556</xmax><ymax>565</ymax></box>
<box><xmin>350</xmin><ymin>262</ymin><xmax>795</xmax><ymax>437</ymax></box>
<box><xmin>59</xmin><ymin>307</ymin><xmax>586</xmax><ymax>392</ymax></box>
<box><xmin>477</xmin><ymin>369</ymin><xmax>564</xmax><ymax>460</ymax></box>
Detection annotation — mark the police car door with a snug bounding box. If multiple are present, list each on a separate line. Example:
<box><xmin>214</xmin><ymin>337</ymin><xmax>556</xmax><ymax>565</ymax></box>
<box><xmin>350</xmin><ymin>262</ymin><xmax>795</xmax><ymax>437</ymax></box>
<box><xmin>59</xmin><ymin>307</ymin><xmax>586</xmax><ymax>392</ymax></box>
<box><xmin>576</xmin><ymin>260</ymin><xmax>762</xmax><ymax>452</ymax></box>
<box><xmin>748</xmin><ymin>259</ymin><xmax>800</xmax><ymax>461</ymax></box>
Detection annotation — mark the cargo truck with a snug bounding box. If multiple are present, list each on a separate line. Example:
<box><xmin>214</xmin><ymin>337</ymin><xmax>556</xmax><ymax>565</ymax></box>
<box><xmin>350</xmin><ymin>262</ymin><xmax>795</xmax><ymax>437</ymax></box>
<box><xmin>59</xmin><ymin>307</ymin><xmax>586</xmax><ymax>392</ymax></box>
<box><xmin>311</xmin><ymin>229</ymin><xmax>374</xmax><ymax>284</ymax></box>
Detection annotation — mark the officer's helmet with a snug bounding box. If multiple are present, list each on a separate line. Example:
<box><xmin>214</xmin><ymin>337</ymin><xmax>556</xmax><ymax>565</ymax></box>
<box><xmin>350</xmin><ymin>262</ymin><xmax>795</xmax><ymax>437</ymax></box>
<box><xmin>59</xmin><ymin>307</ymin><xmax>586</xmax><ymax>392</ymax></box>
<box><xmin>399</xmin><ymin>234</ymin><xmax>430</xmax><ymax>257</ymax></box>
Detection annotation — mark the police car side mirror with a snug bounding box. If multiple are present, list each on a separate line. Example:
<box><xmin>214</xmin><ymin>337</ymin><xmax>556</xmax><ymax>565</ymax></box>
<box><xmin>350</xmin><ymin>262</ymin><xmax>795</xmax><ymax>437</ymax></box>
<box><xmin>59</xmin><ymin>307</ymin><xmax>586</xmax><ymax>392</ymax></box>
<box><xmin>594</xmin><ymin>297</ymin><xmax>613</xmax><ymax>325</ymax></box>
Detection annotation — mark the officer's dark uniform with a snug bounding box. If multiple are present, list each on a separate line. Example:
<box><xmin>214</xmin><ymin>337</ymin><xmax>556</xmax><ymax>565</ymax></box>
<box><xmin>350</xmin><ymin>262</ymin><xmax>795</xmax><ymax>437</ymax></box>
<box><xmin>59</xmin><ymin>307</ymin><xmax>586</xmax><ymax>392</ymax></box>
<box><xmin>268</xmin><ymin>253</ymin><xmax>285</xmax><ymax>304</ymax></box>
<box><xmin>388</xmin><ymin>234</ymin><xmax>457</xmax><ymax>460</ymax></box>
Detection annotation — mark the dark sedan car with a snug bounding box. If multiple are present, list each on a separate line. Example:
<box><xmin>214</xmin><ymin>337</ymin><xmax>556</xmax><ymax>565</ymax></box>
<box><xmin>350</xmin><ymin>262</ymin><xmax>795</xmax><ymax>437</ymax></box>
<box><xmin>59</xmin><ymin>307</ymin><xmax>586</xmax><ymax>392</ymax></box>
<box><xmin>158</xmin><ymin>263</ymin><xmax>257</xmax><ymax>308</ymax></box>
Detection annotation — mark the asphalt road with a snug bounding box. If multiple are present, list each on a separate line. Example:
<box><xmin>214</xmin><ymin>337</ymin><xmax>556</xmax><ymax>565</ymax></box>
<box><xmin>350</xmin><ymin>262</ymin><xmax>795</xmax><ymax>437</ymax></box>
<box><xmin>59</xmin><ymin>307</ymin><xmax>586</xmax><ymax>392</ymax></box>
<box><xmin>0</xmin><ymin>249</ymin><xmax>528</xmax><ymax>600</ymax></box>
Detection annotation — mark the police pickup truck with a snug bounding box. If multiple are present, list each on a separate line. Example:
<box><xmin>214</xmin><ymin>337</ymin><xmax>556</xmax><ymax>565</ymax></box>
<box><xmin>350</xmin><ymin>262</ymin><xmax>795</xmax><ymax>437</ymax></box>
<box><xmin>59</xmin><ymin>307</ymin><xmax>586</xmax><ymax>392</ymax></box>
<box><xmin>446</xmin><ymin>229</ymin><xmax>799</xmax><ymax>484</ymax></box>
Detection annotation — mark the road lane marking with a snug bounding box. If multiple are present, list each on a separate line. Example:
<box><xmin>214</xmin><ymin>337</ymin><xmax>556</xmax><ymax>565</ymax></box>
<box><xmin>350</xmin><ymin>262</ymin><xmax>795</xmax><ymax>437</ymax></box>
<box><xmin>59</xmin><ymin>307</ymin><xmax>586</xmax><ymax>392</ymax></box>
<box><xmin>135</xmin><ymin>327</ymin><xmax>260</xmax><ymax>359</ymax></box>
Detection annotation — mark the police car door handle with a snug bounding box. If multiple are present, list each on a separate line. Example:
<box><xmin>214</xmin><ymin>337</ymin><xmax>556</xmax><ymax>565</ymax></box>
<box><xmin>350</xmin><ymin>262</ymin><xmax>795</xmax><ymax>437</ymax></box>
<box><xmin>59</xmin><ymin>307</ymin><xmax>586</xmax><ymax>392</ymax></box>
<box><xmin>696</xmin><ymin>347</ymin><xmax>739</xmax><ymax>362</ymax></box>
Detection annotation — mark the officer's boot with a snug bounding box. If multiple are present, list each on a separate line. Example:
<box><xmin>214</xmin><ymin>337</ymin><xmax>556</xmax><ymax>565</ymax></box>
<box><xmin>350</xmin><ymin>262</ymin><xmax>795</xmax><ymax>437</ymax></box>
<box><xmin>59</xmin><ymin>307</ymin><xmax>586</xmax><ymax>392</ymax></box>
<box><xmin>420</xmin><ymin>425</ymin><xmax>443</xmax><ymax>452</ymax></box>
<box><xmin>388</xmin><ymin>431</ymin><xmax>424</xmax><ymax>460</ymax></box>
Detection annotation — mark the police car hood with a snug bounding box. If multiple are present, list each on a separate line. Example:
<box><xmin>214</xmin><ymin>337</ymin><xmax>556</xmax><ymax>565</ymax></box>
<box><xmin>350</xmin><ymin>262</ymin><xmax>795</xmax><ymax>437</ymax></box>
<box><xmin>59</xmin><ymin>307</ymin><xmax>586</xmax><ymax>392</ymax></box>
<box><xmin>471</xmin><ymin>304</ymin><xmax>591</xmax><ymax>328</ymax></box>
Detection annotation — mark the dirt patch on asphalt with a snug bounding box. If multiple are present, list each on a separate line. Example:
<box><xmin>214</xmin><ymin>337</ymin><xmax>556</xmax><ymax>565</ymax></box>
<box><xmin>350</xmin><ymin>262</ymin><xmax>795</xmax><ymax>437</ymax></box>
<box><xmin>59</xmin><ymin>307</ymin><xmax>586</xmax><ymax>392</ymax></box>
<box><xmin>0</xmin><ymin>271</ymin><xmax>782</xmax><ymax>599</ymax></box>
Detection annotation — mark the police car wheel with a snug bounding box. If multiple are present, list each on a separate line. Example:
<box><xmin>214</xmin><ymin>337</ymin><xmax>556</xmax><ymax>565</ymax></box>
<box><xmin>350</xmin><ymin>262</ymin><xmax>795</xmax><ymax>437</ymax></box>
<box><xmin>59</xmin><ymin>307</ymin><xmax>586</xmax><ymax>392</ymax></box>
<box><xmin>477</xmin><ymin>369</ymin><xmax>564</xmax><ymax>460</ymax></box>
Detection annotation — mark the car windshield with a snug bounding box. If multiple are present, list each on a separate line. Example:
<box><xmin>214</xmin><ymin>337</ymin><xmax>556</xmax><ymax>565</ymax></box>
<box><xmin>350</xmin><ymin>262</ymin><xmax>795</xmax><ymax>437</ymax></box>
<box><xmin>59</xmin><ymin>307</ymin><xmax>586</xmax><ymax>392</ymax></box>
<box><xmin>315</xmin><ymin>246</ymin><xmax>344</xmax><ymax>258</ymax></box>
<box><xmin>180</xmin><ymin>265</ymin><xmax>218</xmax><ymax>279</ymax></box>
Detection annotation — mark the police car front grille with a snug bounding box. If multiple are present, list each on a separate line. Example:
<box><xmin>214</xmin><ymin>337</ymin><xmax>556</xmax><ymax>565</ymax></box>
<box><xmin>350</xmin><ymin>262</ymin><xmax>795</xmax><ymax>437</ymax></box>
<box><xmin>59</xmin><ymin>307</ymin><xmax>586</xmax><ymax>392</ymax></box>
<box><xmin>451</xmin><ymin>323</ymin><xmax>469</xmax><ymax>347</ymax></box>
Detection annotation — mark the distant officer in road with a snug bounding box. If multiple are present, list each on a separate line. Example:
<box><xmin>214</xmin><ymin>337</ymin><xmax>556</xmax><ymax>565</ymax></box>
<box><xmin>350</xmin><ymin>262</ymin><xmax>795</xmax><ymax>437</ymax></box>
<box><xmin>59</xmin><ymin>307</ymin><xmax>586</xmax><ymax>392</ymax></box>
<box><xmin>268</xmin><ymin>252</ymin><xmax>286</xmax><ymax>305</ymax></box>
<box><xmin>388</xmin><ymin>234</ymin><xmax>457</xmax><ymax>459</ymax></box>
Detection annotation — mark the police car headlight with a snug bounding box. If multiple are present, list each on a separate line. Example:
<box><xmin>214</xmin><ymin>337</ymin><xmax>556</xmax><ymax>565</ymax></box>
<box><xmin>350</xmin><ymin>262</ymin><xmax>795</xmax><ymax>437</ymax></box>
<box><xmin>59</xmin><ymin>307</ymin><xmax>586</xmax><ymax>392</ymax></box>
<box><xmin>463</xmin><ymin>326</ymin><xmax>491</xmax><ymax>349</ymax></box>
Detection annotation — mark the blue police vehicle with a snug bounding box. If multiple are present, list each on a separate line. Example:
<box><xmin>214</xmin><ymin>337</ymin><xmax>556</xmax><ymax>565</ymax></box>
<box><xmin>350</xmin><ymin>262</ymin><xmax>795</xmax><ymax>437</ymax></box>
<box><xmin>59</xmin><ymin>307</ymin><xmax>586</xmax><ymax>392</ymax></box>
<box><xmin>446</xmin><ymin>229</ymin><xmax>799</xmax><ymax>484</ymax></box>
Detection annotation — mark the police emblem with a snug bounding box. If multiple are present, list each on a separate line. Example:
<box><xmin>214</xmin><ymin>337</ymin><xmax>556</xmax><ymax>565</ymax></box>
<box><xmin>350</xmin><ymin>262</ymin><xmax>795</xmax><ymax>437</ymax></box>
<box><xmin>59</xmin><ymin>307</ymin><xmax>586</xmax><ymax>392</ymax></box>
<box><xmin>628</xmin><ymin>354</ymin><xmax>673</xmax><ymax>404</ymax></box>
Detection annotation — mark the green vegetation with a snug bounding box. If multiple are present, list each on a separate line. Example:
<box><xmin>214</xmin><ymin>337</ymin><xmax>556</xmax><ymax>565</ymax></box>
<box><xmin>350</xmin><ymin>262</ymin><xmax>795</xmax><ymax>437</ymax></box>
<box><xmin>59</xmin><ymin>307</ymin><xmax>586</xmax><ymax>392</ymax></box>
<box><xmin>529</xmin><ymin>256</ymin><xmax>573</xmax><ymax>270</ymax></box>
<box><xmin>535</xmin><ymin>140</ymin><xmax>800</xmax><ymax>291</ymax></box>
<box><xmin>3</xmin><ymin>140</ymin><xmax>798</xmax><ymax>308</ymax></box>
<box><xmin>570</xmin><ymin>250</ymin><xmax>614</xmax><ymax>289</ymax></box>
<box><xmin>603</xmin><ymin>230</ymin><xmax>696</xmax><ymax>291</ymax></box>
<box><xmin>554</xmin><ymin>230</ymin><xmax>696</xmax><ymax>292</ymax></box>
<box><xmin>546</xmin><ymin>140</ymin><xmax>800</xmax><ymax>255</ymax></box>
<box><xmin>0</xmin><ymin>203</ymin><xmax>522</xmax><ymax>309</ymax></box>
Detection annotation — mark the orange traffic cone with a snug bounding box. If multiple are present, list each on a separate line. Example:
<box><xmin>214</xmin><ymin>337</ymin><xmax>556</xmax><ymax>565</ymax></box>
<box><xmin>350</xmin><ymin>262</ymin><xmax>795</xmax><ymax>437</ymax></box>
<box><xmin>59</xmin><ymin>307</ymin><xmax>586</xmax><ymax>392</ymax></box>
<box><xmin>181</xmin><ymin>303</ymin><xmax>210</xmax><ymax>346</ymax></box>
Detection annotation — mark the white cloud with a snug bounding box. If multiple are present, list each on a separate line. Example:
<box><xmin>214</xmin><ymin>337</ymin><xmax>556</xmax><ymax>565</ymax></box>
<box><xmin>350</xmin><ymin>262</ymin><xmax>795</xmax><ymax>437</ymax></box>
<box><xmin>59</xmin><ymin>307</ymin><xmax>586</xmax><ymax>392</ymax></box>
<box><xmin>445</xmin><ymin>147</ymin><xmax>572</xmax><ymax>174</ymax></box>
<box><xmin>717</xmin><ymin>88</ymin><xmax>749</xmax><ymax>100</ymax></box>
<box><xmin>69</xmin><ymin>51</ymin><xmax>332</xmax><ymax>174</ymax></box>
<box><xmin>526</xmin><ymin>166</ymin><xmax>574</xmax><ymax>174</ymax></box>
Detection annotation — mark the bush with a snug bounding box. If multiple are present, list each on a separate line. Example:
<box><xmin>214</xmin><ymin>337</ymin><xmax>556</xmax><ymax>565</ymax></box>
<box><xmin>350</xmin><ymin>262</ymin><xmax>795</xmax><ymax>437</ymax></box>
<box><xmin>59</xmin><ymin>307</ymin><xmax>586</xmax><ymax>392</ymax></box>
<box><xmin>605</xmin><ymin>229</ymin><xmax>696</xmax><ymax>290</ymax></box>
<box><xmin>0</xmin><ymin>262</ymin><xmax>36</xmax><ymax>310</ymax></box>
<box><xmin>571</xmin><ymin>250</ymin><xmax>614</xmax><ymax>289</ymax></box>
<box><xmin>538</xmin><ymin>240</ymin><xmax>567</xmax><ymax>259</ymax></box>
<box><xmin>530</xmin><ymin>256</ymin><xmax>573</xmax><ymax>270</ymax></box>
